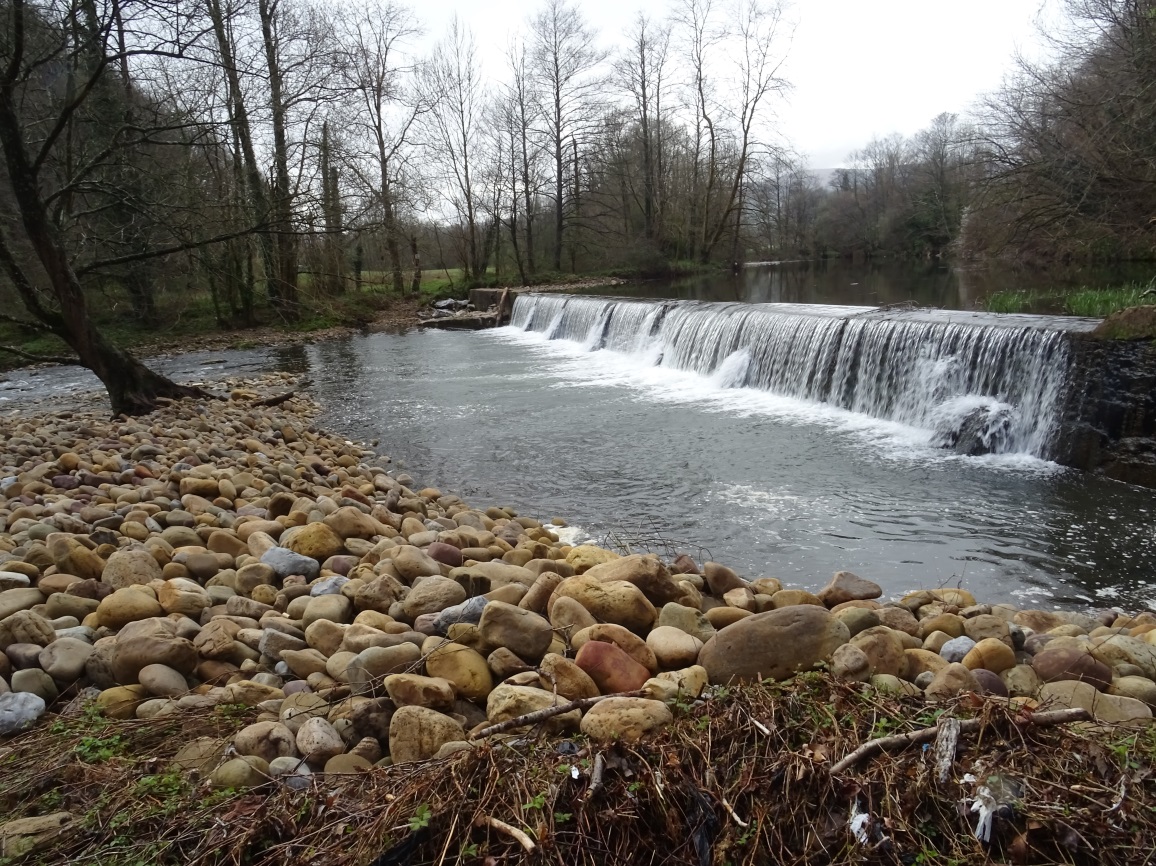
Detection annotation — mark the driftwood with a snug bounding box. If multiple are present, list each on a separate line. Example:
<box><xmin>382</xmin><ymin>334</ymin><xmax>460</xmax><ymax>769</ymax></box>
<box><xmin>474</xmin><ymin>816</ymin><xmax>536</xmax><ymax>852</ymax></box>
<box><xmin>933</xmin><ymin>717</ymin><xmax>961</xmax><ymax>785</ymax></box>
<box><xmin>472</xmin><ymin>690</ymin><xmax>642</xmax><ymax>740</ymax></box>
<box><xmin>585</xmin><ymin>752</ymin><xmax>606</xmax><ymax>801</ymax></box>
<box><xmin>829</xmin><ymin>707</ymin><xmax>1093</xmax><ymax>775</ymax></box>
<box><xmin>255</xmin><ymin>390</ymin><xmax>299</xmax><ymax>407</ymax></box>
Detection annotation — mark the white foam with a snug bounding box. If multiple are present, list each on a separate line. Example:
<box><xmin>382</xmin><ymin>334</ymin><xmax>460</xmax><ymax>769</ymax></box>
<box><xmin>486</xmin><ymin>325</ymin><xmax>1060</xmax><ymax>474</ymax></box>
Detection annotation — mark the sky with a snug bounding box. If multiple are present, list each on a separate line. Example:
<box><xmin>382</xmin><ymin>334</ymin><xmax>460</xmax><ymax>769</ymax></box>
<box><xmin>416</xmin><ymin>0</ymin><xmax>1058</xmax><ymax>168</ymax></box>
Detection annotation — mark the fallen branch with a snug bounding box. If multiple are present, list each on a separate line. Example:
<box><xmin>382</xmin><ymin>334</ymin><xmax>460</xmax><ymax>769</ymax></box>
<box><xmin>472</xmin><ymin>690</ymin><xmax>642</xmax><ymax>740</ymax></box>
<box><xmin>586</xmin><ymin>751</ymin><xmax>606</xmax><ymax>801</ymax></box>
<box><xmin>474</xmin><ymin>816</ymin><xmax>535</xmax><ymax>852</ymax></box>
<box><xmin>0</xmin><ymin>343</ymin><xmax>78</xmax><ymax>366</ymax></box>
<box><xmin>255</xmin><ymin>390</ymin><xmax>299</xmax><ymax>407</ymax></box>
<box><xmin>830</xmin><ymin>707</ymin><xmax>1092</xmax><ymax>775</ymax></box>
<box><xmin>933</xmin><ymin>718</ymin><xmax>960</xmax><ymax>785</ymax></box>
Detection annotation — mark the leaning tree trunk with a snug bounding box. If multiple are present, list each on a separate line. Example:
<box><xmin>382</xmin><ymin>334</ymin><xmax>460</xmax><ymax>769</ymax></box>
<box><xmin>0</xmin><ymin>91</ymin><xmax>205</xmax><ymax>416</ymax></box>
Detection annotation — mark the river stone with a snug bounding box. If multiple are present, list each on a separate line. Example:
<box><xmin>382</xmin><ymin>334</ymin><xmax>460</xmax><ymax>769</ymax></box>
<box><xmin>564</xmin><ymin>545</ymin><xmax>619</xmax><ymax>573</ymax></box>
<box><xmin>834</xmin><ymin>607</ymin><xmax>881</xmax><ymax>637</ymax></box>
<box><xmin>485</xmin><ymin>684</ymin><xmax>580</xmax><ymax>732</ymax></box>
<box><xmin>302</xmin><ymin>594</ymin><xmax>354</xmax><ymax>628</ymax></box>
<box><xmin>1040</xmin><ymin>680</ymin><xmax>1152</xmax><ymax>723</ymax></box>
<box><xmin>384</xmin><ymin>674</ymin><xmax>456</xmax><ymax>710</ymax></box>
<box><xmin>322</xmin><ymin>506</ymin><xmax>379</xmax><ymax>540</ymax></box>
<box><xmin>656</xmin><ymin>602</ymin><xmax>716</xmax><ymax>644</ymax></box>
<box><xmin>433</xmin><ymin>596</ymin><xmax>489</xmax><ymax>634</ymax></box>
<box><xmin>393</xmin><ymin>546</ymin><xmax>443</xmax><ymax>582</ymax></box>
<box><xmin>548</xmin><ymin>595</ymin><xmax>598</xmax><ymax>635</ymax></box>
<box><xmin>962</xmin><ymin>637</ymin><xmax>1017</xmax><ymax>674</ymax></box>
<box><xmin>646</xmin><ymin>626</ymin><xmax>703</xmax><ymax>670</ymax></box>
<box><xmin>283</xmin><ymin>523</ymin><xmax>345</xmax><ymax>562</ymax></box>
<box><xmin>137</xmin><ymin>663</ymin><xmax>189</xmax><ymax>697</ymax></box>
<box><xmin>1032</xmin><ymin>645</ymin><xmax>1112</xmax><ymax>690</ymax></box>
<box><xmin>579</xmin><ymin>697</ymin><xmax>672</xmax><ymax>743</ymax></box>
<box><xmin>11</xmin><ymin>669</ymin><xmax>56</xmax><ymax>703</ymax></box>
<box><xmin>111</xmin><ymin>619</ymin><xmax>198</xmax><ymax>683</ymax></box>
<box><xmin>427</xmin><ymin>542</ymin><xmax>463</xmax><ymax>568</ymax></box>
<box><xmin>850</xmin><ymin>627</ymin><xmax>907</xmax><ymax>678</ymax></box>
<box><xmin>477</xmin><ymin>601</ymin><xmax>553</xmax><ymax>661</ymax></box>
<box><xmin>574</xmin><ymin>640</ymin><xmax>650</xmax><ymax>694</ymax></box>
<box><xmin>404</xmin><ymin>577</ymin><xmax>467</xmax><ymax>622</ymax></box>
<box><xmin>296</xmin><ymin>716</ymin><xmax>345</xmax><ymax>766</ymax></box>
<box><xmin>0</xmin><ymin>610</ymin><xmax>56</xmax><ymax>650</ymax></box>
<box><xmin>353</xmin><ymin>574</ymin><xmax>406</xmax><ymax>614</ymax></box>
<box><xmin>156</xmin><ymin>578</ymin><xmax>211</xmax><ymax>617</ymax></box>
<box><xmin>261</xmin><ymin>547</ymin><xmax>320</xmax><ymax>581</ymax></box>
<box><xmin>46</xmin><ymin>534</ymin><xmax>105</xmax><ymax>582</ymax></box>
<box><xmin>96</xmin><ymin>684</ymin><xmax>148</xmax><ymax>719</ymax></box>
<box><xmin>538</xmin><ymin>653</ymin><xmax>600</xmax><ymax>701</ymax></box>
<box><xmin>702</xmin><ymin>562</ymin><xmax>746</xmax><ymax>596</ymax></box>
<box><xmin>101</xmin><ymin>549</ymin><xmax>163</xmax><ymax>590</ymax></box>
<box><xmin>572</xmin><ymin>623</ymin><xmax>657</xmax><ymax>673</ymax></box>
<box><xmin>924</xmin><ymin>662</ymin><xmax>980</xmax><ymax>701</ymax></box>
<box><xmin>38</xmin><ymin>638</ymin><xmax>94</xmax><ymax>682</ymax></box>
<box><xmin>963</xmin><ymin>614</ymin><xmax>1012</xmax><ymax>645</ymax></box>
<box><xmin>817</xmin><ymin>571</ymin><xmax>882</xmax><ymax>607</ymax></box>
<box><xmin>830</xmin><ymin>642</ymin><xmax>871</xmax><ymax>682</ymax></box>
<box><xmin>388</xmin><ymin>705</ymin><xmax>465</xmax><ymax>763</ymax></box>
<box><xmin>1091</xmin><ymin>634</ymin><xmax>1156</xmax><ymax>680</ymax></box>
<box><xmin>345</xmin><ymin>643</ymin><xmax>423</xmax><ymax>693</ymax></box>
<box><xmin>210</xmin><ymin>756</ymin><xmax>270</xmax><ymax>789</ymax></box>
<box><xmin>583</xmin><ymin>554</ymin><xmax>685</xmax><ymax>607</ymax></box>
<box><xmin>234</xmin><ymin>721</ymin><xmax>299</xmax><ymax>763</ymax></box>
<box><xmin>697</xmin><ymin>605</ymin><xmax>850</xmax><ymax>684</ymax></box>
<box><xmin>0</xmin><ymin>588</ymin><xmax>46</xmax><ymax>621</ymax></box>
<box><xmin>171</xmin><ymin>737</ymin><xmax>227</xmax><ymax>776</ymax></box>
<box><xmin>972</xmin><ymin>669</ymin><xmax>1009</xmax><ymax>697</ymax></box>
<box><xmin>1109</xmin><ymin>675</ymin><xmax>1156</xmax><ymax>707</ymax></box>
<box><xmin>95</xmin><ymin>588</ymin><xmax>164</xmax><ymax>629</ymax></box>
<box><xmin>422</xmin><ymin>640</ymin><xmax>493</xmax><ymax>700</ymax></box>
<box><xmin>551</xmin><ymin>575</ymin><xmax>656</xmax><ymax>635</ymax></box>
<box><xmin>938</xmin><ymin>635</ymin><xmax>976</xmax><ymax>663</ymax></box>
<box><xmin>0</xmin><ymin>690</ymin><xmax>46</xmax><ymax>734</ymax></box>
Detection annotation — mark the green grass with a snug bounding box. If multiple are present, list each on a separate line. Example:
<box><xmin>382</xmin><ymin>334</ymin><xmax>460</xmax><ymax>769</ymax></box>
<box><xmin>982</xmin><ymin>280</ymin><xmax>1156</xmax><ymax>316</ymax></box>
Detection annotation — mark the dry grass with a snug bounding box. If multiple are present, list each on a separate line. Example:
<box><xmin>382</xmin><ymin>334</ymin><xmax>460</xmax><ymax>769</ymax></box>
<box><xmin>1</xmin><ymin>674</ymin><xmax>1153</xmax><ymax>866</ymax></box>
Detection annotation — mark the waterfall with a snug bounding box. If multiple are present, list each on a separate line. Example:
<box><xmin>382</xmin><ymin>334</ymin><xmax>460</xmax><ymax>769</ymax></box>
<box><xmin>508</xmin><ymin>294</ymin><xmax>1086</xmax><ymax>458</ymax></box>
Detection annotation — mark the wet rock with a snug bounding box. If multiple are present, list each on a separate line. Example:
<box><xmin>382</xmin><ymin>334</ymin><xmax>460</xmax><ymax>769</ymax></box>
<box><xmin>817</xmin><ymin>571</ymin><xmax>882</xmax><ymax>607</ymax></box>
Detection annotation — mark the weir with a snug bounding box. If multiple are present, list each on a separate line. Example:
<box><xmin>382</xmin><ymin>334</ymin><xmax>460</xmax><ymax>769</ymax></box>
<box><xmin>509</xmin><ymin>293</ymin><xmax>1153</xmax><ymax>472</ymax></box>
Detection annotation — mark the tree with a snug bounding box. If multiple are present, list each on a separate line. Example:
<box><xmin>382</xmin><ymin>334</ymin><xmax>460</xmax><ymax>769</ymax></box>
<box><xmin>528</xmin><ymin>0</ymin><xmax>607</xmax><ymax>271</ymax></box>
<box><xmin>339</xmin><ymin>0</ymin><xmax>424</xmax><ymax>294</ymax></box>
<box><xmin>0</xmin><ymin>0</ymin><xmax>216</xmax><ymax>413</ymax></box>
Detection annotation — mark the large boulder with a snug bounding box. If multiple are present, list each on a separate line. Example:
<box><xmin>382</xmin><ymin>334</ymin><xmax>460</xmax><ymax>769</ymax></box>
<box><xmin>817</xmin><ymin>571</ymin><xmax>882</xmax><ymax>607</ymax></box>
<box><xmin>551</xmin><ymin>576</ymin><xmax>656</xmax><ymax>635</ymax></box>
<box><xmin>583</xmin><ymin>555</ymin><xmax>685</xmax><ymax>607</ymax></box>
<box><xmin>697</xmin><ymin>605</ymin><xmax>850</xmax><ymax>684</ymax></box>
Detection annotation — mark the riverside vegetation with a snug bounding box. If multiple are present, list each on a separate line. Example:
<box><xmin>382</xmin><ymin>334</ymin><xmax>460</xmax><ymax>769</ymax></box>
<box><xmin>0</xmin><ymin>377</ymin><xmax>1154</xmax><ymax>864</ymax></box>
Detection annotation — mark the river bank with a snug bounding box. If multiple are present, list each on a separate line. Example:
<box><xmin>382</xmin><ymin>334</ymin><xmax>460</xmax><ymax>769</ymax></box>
<box><xmin>0</xmin><ymin>378</ymin><xmax>1153</xmax><ymax>864</ymax></box>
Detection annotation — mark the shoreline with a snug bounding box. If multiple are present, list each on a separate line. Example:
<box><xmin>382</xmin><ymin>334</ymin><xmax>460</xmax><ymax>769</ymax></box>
<box><xmin>0</xmin><ymin>377</ymin><xmax>1153</xmax><ymax>863</ymax></box>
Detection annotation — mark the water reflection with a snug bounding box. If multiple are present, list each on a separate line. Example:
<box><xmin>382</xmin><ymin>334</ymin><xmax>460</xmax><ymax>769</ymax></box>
<box><xmin>584</xmin><ymin>260</ymin><xmax>1156</xmax><ymax>310</ymax></box>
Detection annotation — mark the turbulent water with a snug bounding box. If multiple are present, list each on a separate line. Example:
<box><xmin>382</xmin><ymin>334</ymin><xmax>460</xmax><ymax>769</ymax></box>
<box><xmin>2</xmin><ymin>300</ymin><xmax>1154</xmax><ymax>611</ymax></box>
<box><xmin>513</xmin><ymin>294</ymin><xmax>1093</xmax><ymax>460</ymax></box>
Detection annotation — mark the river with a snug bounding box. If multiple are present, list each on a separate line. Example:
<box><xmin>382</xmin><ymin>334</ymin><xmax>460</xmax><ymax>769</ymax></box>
<box><xmin>2</xmin><ymin>263</ymin><xmax>1155</xmax><ymax>612</ymax></box>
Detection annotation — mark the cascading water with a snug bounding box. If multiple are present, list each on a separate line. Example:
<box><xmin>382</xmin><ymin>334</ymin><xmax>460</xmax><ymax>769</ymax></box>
<box><xmin>508</xmin><ymin>294</ymin><xmax>1087</xmax><ymax>458</ymax></box>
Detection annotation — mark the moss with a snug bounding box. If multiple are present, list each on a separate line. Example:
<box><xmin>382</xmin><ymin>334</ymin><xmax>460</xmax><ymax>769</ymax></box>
<box><xmin>1091</xmin><ymin>304</ymin><xmax>1156</xmax><ymax>340</ymax></box>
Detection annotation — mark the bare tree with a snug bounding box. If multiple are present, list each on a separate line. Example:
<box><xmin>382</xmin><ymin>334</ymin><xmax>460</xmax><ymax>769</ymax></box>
<box><xmin>528</xmin><ymin>0</ymin><xmax>607</xmax><ymax>272</ymax></box>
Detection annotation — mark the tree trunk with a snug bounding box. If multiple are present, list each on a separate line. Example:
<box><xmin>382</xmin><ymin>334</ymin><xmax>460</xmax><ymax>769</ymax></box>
<box><xmin>0</xmin><ymin>90</ymin><xmax>204</xmax><ymax>415</ymax></box>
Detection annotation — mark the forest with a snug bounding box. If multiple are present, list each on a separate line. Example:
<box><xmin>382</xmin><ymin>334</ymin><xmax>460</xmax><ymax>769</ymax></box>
<box><xmin>1</xmin><ymin>0</ymin><xmax>1154</xmax><ymax>405</ymax></box>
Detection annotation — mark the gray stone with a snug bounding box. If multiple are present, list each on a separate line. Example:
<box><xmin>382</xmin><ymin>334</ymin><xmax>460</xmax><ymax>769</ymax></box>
<box><xmin>939</xmin><ymin>635</ymin><xmax>976</xmax><ymax>663</ymax></box>
<box><xmin>261</xmin><ymin>547</ymin><xmax>320</xmax><ymax>582</ymax></box>
<box><xmin>0</xmin><ymin>691</ymin><xmax>46</xmax><ymax>734</ymax></box>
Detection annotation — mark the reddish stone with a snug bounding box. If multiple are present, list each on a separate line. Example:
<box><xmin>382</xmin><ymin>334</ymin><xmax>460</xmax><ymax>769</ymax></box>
<box><xmin>574</xmin><ymin>640</ymin><xmax>649</xmax><ymax>694</ymax></box>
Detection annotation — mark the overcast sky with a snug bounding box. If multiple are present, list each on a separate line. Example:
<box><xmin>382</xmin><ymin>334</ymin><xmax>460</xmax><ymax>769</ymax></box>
<box><xmin>416</xmin><ymin>0</ymin><xmax>1056</xmax><ymax>168</ymax></box>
